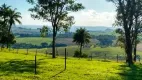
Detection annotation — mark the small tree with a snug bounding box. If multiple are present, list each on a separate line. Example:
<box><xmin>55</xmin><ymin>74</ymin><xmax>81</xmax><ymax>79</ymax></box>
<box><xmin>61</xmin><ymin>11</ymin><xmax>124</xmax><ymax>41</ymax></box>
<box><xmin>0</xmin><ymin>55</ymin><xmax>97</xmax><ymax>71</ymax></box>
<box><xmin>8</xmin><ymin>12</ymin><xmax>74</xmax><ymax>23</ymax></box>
<box><xmin>40</xmin><ymin>26</ymin><xmax>49</xmax><ymax>37</ymax></box>
<box><xmin>27</xmin><ymin>0</ymin><xmax>84</xmax><ymax>58</ymax></box>
<box><xmin>73</xmin><ymin>28</ymin><xmax>91</xmax><ymax>57</ymax></box>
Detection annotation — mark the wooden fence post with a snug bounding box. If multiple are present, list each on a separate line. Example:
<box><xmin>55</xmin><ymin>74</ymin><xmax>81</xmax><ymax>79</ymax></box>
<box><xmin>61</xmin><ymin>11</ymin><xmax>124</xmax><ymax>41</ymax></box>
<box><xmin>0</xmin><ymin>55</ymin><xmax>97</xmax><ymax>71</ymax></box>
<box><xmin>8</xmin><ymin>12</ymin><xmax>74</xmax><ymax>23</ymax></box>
<box><xmin>91</xmin><ymin>53</ymin><xmax>93</xmax><ymax>60</ymax></box>
<box><xmin>27</xmin><ymin>48</ymin><xmax>28</xmax><ymax>55</ymax></box>
<box><xmin>35</xmin><ymin>55</ymin><xmax>37</xmax><ymax>74</ymax></box>
<box><xmin>65</xmin><ymin>48</ymin><xmax>66</xmax><ymax>70</ymax></box>
<box><xmin>46</xmin><ymin>50</ymin><xmax>48</xmax><ymax>56</ymax></box>
<box><xmin>105</xmin><ymin>53</ymin><xmax>106</xmax><ymax>60</ymax></box>
<box><xmin>35</xmin><ymin>49</ymin><xmax>37</xmax><ymax>56</ymax></box>
<box><xmin>17</xmin><ymin>48</ymin><xmax>18</xmax><ymax>54</ymax></box>
<box><xmin>9</xmin><ymin>47</ymin><xmax>10</xmax><ymax>51</ymax></box>
<box><xmin>117</xmin><ymin>54</ymin><xmax>118</xmax><ymax>62</ymax></box>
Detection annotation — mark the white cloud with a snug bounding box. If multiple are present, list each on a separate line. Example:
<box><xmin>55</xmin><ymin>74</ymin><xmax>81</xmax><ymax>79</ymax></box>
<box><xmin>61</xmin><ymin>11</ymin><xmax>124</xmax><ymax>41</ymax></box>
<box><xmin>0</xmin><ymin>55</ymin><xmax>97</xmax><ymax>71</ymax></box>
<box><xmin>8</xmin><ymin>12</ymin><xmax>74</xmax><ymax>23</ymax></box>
<box><xmin>70</xmin><ymin>10</ymin><xmax>116</xmax><ymax>27</ymax></box>
<box><xmin>17</xmin><ymin>13</ymin><xmax>51</xmax><ymax>26</ymax></box>
<box><xmin>18</xmin><ymin>10</ymin><xmax>116</xmax><ymax>27</ymax></box>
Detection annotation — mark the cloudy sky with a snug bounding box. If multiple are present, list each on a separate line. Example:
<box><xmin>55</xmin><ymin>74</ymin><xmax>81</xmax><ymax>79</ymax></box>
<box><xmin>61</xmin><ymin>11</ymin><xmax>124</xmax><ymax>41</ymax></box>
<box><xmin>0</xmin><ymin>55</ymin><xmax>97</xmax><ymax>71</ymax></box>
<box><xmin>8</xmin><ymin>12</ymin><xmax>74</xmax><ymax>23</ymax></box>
<box><xmin>0</xmin><ymin>0</ymin><xmax>116</xmax><ymax>27</ymax></box>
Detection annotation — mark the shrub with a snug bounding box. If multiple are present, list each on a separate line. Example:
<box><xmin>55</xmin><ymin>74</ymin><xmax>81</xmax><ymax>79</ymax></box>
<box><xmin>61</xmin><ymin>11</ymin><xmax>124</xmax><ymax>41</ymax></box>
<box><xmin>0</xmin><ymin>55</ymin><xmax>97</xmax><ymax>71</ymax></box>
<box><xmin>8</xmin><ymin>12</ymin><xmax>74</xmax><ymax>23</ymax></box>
<box><xmin>81</xmin><ymin>53</ymin><xmax>88</xmax><ymax>58</ymax></box>
<box><xmin>73</xmin><ymin>50</ymin><xmax>81</xmax><ymax>57</ymax></box>
<box><xmin>73</xmin><ymin>50</ymin><xmax>88</xmax><ymax>58</ymax></box>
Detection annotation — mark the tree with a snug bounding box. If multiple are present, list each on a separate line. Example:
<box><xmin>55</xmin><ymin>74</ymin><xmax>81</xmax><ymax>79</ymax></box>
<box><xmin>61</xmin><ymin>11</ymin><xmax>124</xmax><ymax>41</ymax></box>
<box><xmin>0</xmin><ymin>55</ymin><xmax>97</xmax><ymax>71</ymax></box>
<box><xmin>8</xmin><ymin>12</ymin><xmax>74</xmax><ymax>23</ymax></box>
<box><xmin>0</xmin><ymin>4</ymin><xmax>11</xmax><ymax>44</ymax></box>
<box><xmin>73</xmin><ymin>28</ymin><xmax>91</xmax><ymax>57</ymax></box>
<box><xmin>27</xmin><ymin>0</ymin><xmax>84</xmax><ymax>58</ymax></box>
<box><xmin>0</xmin><ymin>4</ymin><xmax>21</xmax><ymax>48</ymax></box>
<box><xmin>40</xmin><ymin>26</ymin><xmax>49</xmax><ymax>37</ymax></box>
<box><xmin>0</xmin><ymin>33</ymin><xmax>16</xmax><ymax>48</ymax></box>
<box><xmin>107</xmin><ymin>0</ymin><xmax>142</xmax><ymax>66</ymax></box>
<box><xmin>7</xmin><ymin>8</ymin><xmax>21</xmax><ymax>48</ymax></box>
<box><xmin>132</xmin><ymin>0</ymin><xmax>142</xmax><ymax>62</ymax></box>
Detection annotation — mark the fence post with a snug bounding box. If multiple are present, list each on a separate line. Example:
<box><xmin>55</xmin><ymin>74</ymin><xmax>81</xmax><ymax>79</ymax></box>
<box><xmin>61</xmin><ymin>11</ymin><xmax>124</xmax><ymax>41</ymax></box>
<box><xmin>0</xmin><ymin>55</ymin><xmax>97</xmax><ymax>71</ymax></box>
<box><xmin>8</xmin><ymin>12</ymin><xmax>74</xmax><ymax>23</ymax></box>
<box><xmin>27</xmin><ymin>48</ymin><xmax>28</xmax><ymax>55</ymax></box>
<box><xmin>67</xmin><ymin>52</ymin><xmax>68</xmax><ymax>58</ymax></box>
<box><xmin>65</xmin><ymin>48</ymin><xmax>66</xmax><ymax>70</ymax></box>
<box><xmin>105</xmin><ymin>53</ymin><xmax>106</xmax><ymax>60</ymax></box>
<box><xmin>9</xmin><ymin>47</ymin><xmax>10</xmax><ymax>51</ymax></box>
<box><xmin>46</xmin><ymin>50</ymin><xmax>48</xmax><ymax>56</ymax></box>
<box><xmin>117</xmin><ymin>54</ymin><xmax>118</xmax><ymax>62</ymax></box>
<box><xmin>35</xmin><ymin>49</ymin><xmax>37</xmax><ymax>56</ymax></box>
<box><xmin>35</xmin><ymin>55</ymin><xmax>37</xmax><ymax>74</ymax></box>
<box><xmin>17</xmin><ymin>48</ymin><xmax>18</xmax><ymax>54</ymax></box>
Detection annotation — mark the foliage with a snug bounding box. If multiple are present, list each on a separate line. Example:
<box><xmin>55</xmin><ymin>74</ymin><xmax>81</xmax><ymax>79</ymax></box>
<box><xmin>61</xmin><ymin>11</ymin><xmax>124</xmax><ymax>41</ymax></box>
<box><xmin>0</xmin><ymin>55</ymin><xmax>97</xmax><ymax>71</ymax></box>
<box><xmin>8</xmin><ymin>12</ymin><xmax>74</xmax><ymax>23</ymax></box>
<box><xmin>73</xmin><ymin>28</ymin><xmax>91</xmax><ymax>55</ymax></box>
<box><xmin>95</xmin><ymin>35</ymin><xmax>115</xmax><ymax>47</ymax></box>
<box><xmin>0</xmin><ymin>4</ymin><xmax>21</xmax><ymax>48</ymax></box>
<box><xmin>40</xmin><ymin>26</ymin><xmax>49</xmax><ymax>37</ymax></box>
<box><xmin>81</xmin><ymin>53</ymin><xmax>88</xmax><ymax>58</ymax></box>
<box><xmin>27</xmin><ymin>0</ymin><xmax>84</xmax><ymax>58</ymax></box>
<box><xmin>12</xmin><ymin>42</ymin><xmax>67</xmax><ymax>49</ymax></box>
<box><xmin>107</xmin><ymin>0</ymin><xmax>142</xmax><ymax>65</ymax></box>
<box><xmin>73</xmin><ymin>50</ymin><xmax>81</xmax><ymax>57</ymax></box>
<box><xmin>73</xmin><ymin>50</ymin><xmax>88</xmax><ymax>58</ymax></box>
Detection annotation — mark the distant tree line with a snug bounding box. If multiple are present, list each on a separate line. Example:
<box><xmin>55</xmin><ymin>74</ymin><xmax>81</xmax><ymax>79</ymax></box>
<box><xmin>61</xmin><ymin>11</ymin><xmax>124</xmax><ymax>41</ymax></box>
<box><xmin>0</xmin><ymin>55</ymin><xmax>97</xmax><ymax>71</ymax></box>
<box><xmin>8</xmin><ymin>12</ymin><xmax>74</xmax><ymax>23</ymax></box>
<box><xmin>12</xmin><ymin>42</ymin><xmax>67</xmax><ymax>49</ymax></box>
<box><xmin>94</xmin><ymin>35</ymin><xmax>116</xmax><ymax>47</ymax></box>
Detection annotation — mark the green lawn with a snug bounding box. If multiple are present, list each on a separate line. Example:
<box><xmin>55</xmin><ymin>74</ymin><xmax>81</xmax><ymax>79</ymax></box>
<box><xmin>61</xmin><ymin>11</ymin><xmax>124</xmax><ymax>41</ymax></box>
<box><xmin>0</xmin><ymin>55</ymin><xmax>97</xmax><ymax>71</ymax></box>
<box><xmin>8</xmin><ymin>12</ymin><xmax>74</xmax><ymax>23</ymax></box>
<box><xmin>16</xmin><ymin>37</ymin><xmax>52</xmax><ymax>45</ymax></box>
<box><xmin>0</xmin><ymin>49</ymin><xmax>142</xmax><ymax>80</ymax></box>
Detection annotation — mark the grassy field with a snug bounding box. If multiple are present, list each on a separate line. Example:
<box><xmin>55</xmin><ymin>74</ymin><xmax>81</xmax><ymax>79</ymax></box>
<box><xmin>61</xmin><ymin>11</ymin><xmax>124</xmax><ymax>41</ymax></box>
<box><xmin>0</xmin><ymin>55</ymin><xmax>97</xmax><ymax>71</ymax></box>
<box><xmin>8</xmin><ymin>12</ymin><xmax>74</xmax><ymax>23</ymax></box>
<box><xmin>27</xmin><ymin>46</ymin><xmax>142</xmax><ymax>61</ymax></box>
<box><xmin>16</xmin><ymin>37</ymin><xmax>97</xmax><ymax>46</ymax></box>
<box><xmin>0</xmin><ymin>49</ymin><xmax>142</xmax><ymax>80</ymax></box>
<box><xmin>16</xmin><ymin>37</ymin><xmax>52</xmax><ymax>45</ymax></box>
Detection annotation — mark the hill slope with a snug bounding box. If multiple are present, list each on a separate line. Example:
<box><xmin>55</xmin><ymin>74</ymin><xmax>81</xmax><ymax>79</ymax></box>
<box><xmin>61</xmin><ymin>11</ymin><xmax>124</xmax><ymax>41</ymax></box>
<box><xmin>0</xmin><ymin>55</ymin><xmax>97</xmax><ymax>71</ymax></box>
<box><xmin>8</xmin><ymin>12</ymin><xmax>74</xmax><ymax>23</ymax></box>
<box><xmin>0</xmin><ymin>49</ymin><xmax>141</xmax><ymax>80</ymax></box>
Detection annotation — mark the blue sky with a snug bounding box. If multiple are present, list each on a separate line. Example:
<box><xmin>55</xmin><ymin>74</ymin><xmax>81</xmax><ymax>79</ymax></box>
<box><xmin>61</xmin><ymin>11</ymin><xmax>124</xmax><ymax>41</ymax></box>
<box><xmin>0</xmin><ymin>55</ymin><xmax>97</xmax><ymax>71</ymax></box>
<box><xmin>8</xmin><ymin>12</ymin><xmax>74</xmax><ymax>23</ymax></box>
<box><xmin>0</xmin><ymin>0</ymin><xmax>116</xmax><ymax>27</ymax></box>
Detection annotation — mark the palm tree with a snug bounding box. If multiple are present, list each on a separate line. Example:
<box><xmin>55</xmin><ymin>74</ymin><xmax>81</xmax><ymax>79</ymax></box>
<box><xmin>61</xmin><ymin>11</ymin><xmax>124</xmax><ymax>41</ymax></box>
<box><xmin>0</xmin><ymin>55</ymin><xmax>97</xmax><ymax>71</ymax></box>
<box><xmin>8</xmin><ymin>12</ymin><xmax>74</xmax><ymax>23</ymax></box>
<box><xmin>73</xmin><ymin>28</ymin><xmax>91</xmax><ymax>57</ymax></box>
<box><xmin>8</xmin><ymin>8</ymin><xmax>21</xmax><ymax>34</ymax></box>
<box><xmin>7</xmin><ymin>8</ymin><xmax>22</xmax><ymax>48</ymax></box>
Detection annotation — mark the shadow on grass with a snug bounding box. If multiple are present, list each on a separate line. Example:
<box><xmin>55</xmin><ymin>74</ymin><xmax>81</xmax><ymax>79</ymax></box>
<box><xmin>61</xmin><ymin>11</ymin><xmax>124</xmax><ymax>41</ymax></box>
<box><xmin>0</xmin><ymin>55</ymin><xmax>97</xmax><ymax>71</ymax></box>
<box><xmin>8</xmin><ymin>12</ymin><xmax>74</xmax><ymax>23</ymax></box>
<box><xmin>0</xmin><ymin>59</ymin><xmax>37</xmax><ymax>76</ymax></box>
<box><xmin>49</xmin><ymin>69</ymin><xmax>65</xmax><ymax>79</ymax></box>
<box><xmin>100</xmin><ymin>60</ymin><xmax>111</xmax><ymax>62</ymax></box>
<box><xmin>118</xmin><ymin>64</ymin><xmax>142</xmax><ymax>80</ymax></box>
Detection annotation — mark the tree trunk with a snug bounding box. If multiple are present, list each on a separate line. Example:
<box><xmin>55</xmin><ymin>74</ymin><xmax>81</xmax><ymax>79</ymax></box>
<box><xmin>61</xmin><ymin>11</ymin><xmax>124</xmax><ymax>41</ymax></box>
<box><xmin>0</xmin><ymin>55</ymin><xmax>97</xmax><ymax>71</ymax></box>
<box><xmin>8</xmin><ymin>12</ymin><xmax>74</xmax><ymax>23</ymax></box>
<box><xmin>134</xmin><ymin>40</ymin><xmax>137</xmax><ymax>62</ymax></box>
<box><xmin>52</xmin><ymin>27</ymin><xmax>56</xmax><ymax>58</ymax></box>
<box><xmin>80</xmin><ymin>43</ymin><xmax>82</xmax><ymax>58</ymax></box>
<box><xmin>6</xmin><ymin>42</ymin><xmax>8</xmax><ymax>48</ymax></box>
<box><xmin>125</xmin><ymin>32</ymin><xmax>133</xmax><ymax>66</ymax></box>
<box><xmin>7</xmin><ymin>24</ymin><xmax>12</xmax><ymax>48</ymax></box>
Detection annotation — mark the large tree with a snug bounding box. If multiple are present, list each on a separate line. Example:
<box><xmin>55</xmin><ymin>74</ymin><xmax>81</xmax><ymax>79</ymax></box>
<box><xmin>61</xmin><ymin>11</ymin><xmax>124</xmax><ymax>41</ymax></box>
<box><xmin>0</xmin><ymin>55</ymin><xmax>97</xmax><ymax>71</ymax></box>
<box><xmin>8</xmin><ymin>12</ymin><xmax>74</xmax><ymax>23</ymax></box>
<box><xmin>107</xmin><ymin>0</ymin><xmax>142</xmax><ymax>66</ymax></box>
<box><xmin>0</xmin><ymin>4</ymin><xmax>21</xmax><ymax>48</ymax></box>
<box><xmin>73</xmin><ymin>28</ymin><xmax>91</xmax><ymax>57</ymax></box>
<box><xmin>132</xmin><ymin>0</ymin><xmax>142</xmax><ymax>62</ymax></box>
<box><xmin>27</xmin><ymin>0</ymin><xmax>84</xmax><ymax>58</ymax></box>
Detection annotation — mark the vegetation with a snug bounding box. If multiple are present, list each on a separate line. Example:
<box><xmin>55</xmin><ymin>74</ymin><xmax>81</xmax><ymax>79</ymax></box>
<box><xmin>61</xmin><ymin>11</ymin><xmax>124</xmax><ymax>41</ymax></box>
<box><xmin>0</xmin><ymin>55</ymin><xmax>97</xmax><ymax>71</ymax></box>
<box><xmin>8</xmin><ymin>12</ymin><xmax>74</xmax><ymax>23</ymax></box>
<box><xmin>1</xmin><ymin>0</ymin><xmax>142</xmax><ymax>79</ymax></box>
<box><xmin>73</xmin><ymin>28</ymin><xmax>91</xmax><ymax>57</ymax></box>
<box><xmin>40</xmin><ymin>26</ymin><xmax>49</xmax><ymax>37</ymax></box>
<box><xmin>0</xmin><ymin>49</ymin><xmax>141</xmax><ymax>80</ymax></box>
<box><xmin>108</xmin><ymin>0</ymin><xmax>142</xmax><ymax>66</ymax></box>
<box><xmin>27</xmin><ymin>0</ymin><xmax>84</xmax><ymax>58</ymax></box>
<box><xmin>0</xmin><ymin>4</ymin><xmax>21</xmax><ymax>48</ymax></box>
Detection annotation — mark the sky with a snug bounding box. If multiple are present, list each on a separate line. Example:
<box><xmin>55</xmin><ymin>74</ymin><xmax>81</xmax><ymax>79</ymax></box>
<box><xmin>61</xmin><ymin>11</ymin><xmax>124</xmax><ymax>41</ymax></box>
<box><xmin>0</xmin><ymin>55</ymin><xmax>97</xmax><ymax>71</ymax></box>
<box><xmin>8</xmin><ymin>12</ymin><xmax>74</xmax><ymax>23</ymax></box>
<box><xmin>0</xmin><ymin>0</ymin><xmax>116</xmax><ymax>27</ymax></box>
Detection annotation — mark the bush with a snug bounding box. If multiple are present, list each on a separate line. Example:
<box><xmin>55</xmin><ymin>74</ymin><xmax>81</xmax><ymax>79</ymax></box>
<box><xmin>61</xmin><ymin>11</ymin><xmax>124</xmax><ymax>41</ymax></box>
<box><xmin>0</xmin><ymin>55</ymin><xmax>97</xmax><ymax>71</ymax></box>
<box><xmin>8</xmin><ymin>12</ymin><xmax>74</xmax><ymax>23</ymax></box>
<box><xmin>73</xmin><ymin>50</ymin><xmax>81</xmax><ymax>57</ymax></box>
<box><xmin>73</xmin><ymin>50</ymin><xmax>88</xmax><ymax>58</ymax></box>
<box><xmin>81</xmin><ymin>53</ymin><xmax>88</xmax><ymax>58</ymax></box>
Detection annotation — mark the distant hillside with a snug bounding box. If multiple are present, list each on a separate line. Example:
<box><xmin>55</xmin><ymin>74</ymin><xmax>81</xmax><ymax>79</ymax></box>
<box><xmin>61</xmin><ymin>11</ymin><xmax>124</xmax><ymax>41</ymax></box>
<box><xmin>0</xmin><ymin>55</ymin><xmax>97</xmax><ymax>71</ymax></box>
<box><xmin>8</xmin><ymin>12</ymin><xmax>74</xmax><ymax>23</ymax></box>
<box><xmin>12</xmin><ymin>25</ymin><xmax>116</xmax><ymax>37</ymax></box>
<box><xmin>13</xmin><ymin>25</ymin><xmax>115</xmax><ymax>32</ymax></box>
